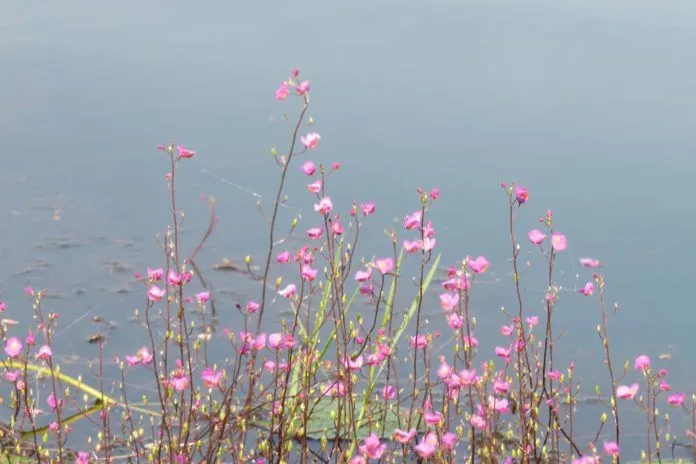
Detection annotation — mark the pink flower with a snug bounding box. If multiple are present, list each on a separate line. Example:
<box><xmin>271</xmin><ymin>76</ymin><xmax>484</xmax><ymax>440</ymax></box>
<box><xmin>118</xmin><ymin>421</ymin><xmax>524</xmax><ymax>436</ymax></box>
<box><xmin>409</xmin><ymin>335</ymin><xmax>428</xmax><ymax>349</ymax></box>
<box><xmin>360</xmin><ymin>202</ymin><xmax>376</xmax><ymax>216</ymax></box>
<box><xmin>291</xmin><ymin>67</ymin><xmax>299</xmax><ymax>77</ymax></box>
<box><xmin>580</xmin><ymin>257</ymin><xmax>601</xmax><ymax>268</ymax></box>
<box><xmin>36</xmin><ymin>345</ymin><xmax>52</xmax><ymax>360</ymax></box>
<box><xmin>462</xmin><ymin>335</ymin><xmax>478</xmax><ymax>350</ymax></box>
<box><xmin>323</xmin><ymin>380</ymin><xmax>346</xmax><ymax>398</ymax></box>
<box><xmin>282</xmin><ymin>334</ymin><xmax>296</xmax><ymax>349</ymax></box>
<box><xmin>268</xmin><ymin>333</ymin><xmax>283</xmax><ymax>350</ymax></box>
<box><xmin>546</xmin><ymin>370</ymin><xmax>561</xmax><ymax>381</ymax></box>
<box><xmin>374</xmin><ymin>257</ymin><xmax>393</xmax><ymax>275</ymax></box>
<box><xmin>264</xmin><ymin>361</ymin><xmax>276</xmax><ymax>372</ymax></box>
<box><xmin>447</xmin><ymin>312</ymin><xmax>463</xmax><ymax>330</ymax></box>
<box><xmin>24</xmin><ymin>286</ymin><xmax>35</xmax><ymax>296</ymax></box>
<box><xmin>430</xmin><ymin>188</ymin><xmax>440</xmax><ymax>200</ymax></box>
<box><xmin>382</xmin><ymin>385</ymin><xmax>396</xmax><ymax>400</ymax></box>
<box><xmin>659</xmin><ymin>379</ymin><xmax>671</xmax><ymax>391</ymax></box>
<box><xmin>5</xmin><ymin>337</ymin><xmax>22</xmax><ymax>358</ymax></box>
<box><xmin>170</xmin><ymin>370</ymin><xmax>189</xmax><ymax>392</ymax></box>
<box><xmin>403</xmin><ymin>240</ymin><xmax>421</xmax><ymax>253</ymax></box>
<box><xmin>278</xmin><ymin>284</ymin><xmax>297</xmax><ymax>299</ymax></box>
<box><xmin>579</xmin><ymin>282</ymin><xmax>595</xmax><ymax>296</ymax></box>
<box><xmin>0</xmin><ymin>301</ymin><xmax>5</xmax><ymax>312</ymax></box>
<box><xmin>47</xmin><ymin>392</ymin><xmax>62</xmax><ymax>411</ymax></box>
<box><xmin>616</xmin><ymin>383</ymin><xmax>639</xmax><ymax>399</ymax></box>
<box><xmin>332</xmin><ymin>220</ymin><xmax>343</xmax><ymax>235</ymax></box>
<box><xmin>125</xmin><ymin>355</ymin><xmax>139</xmax><ymax>367</ymax></box>
<box><xmin>439</xmin><ymin>293</ymin><xmax>459</xmax><ymax>311</ymax></box>
<box><xmin>301</xmin><ymin>132</ymin><xmax>320</xmax><ymax>149</ymax></box>
<box><xmin>239</xmin><ymin>332</ymin><xmax>266</xmax><ymax>352</ymax></box>
<box><xmin>494</xmin><ymin>380</ymin><xmax>510</xmax><ymax>394</ymax></box>
<box><xmin>354</xmin><ymin>268</ymin><xmax>372</xmax><ymax>282</ymax></box>
<box><xmin>246</xmin><ymin>301</ymin><xmax>260</xmax><ymax>313</ymax></box>
<box><xmin>344</xmin><ymin>355</ymin><xmax>364</xmax><ymax>371</ymax></box>
<box><xmin>276</xmin><ymin>251</ymin><xmax>290</xmax><ymax>264</ymax></box>
<box><xmin>515</xmin><ymin>186</ymin><xmax>528</xmax><ymax>204</ymax></box>
<box><xmin>668</xmin><ymin>393</ymin><xmax>686</xmax><ymax>406</ymax></box>
<box><xmin>603</xmin><ymin>441</ymin><xmax>620</xmax><ymax>457</ymax></box>
<box><xmin>500</xmin><ymin>325</ymin><xmax>513</xmax><ymax>336</ymax></box>
<box><xmin>423</xmin><ymin>237</ymin><xmax>436</xmax><ymax>252</ymax></box>
<box><xmin>495</xmin><ymin>346</ymin><xmax>511</xmax><ymax>363</ymax></box>
<box><xmin>137</xmin><ymin>347</ymin><xmax>153</xmax><ymax>364</ymax></box>
<box><xmin>295</xmin><ymin>80</ymin><xmax>310</xmax><ymax>95</ymax></box>
<box><xmin>76</xmin><ymin>452</ymin><xmax>89</xmax><ymax>464</ymax></box>
<box><xmin>195</xmin><ymin>291</ymin><xmax>210</xmax><ymax>303</ymax></box>
<box><xmin>392</xmin><ymin>428</ymin><xmax>417</xmax><ymax>444</ymax></box>
<box><xmin>468</xmin><ymin>256</ymin><xmax>489</xmax><ymax>274</ymax></box>
<box><xmin>301</xmin><ymin>265</ymin><xmax>318</xmax><ymax>281</ymax></box>
<box><xmin>470</xmin><ymin>414</ymin><xmax>486</xmax><ymax>430</ymax></box>
<box><xmin>201</xmin><ymin>367</ymin><xmax>222</xmax><ymax>388</ymax></box>
<box><xmin>489</xmin><ymin>396</ymin><xmax>509</xmax><ymax>413</ymax></box>
<box><xmin>177</xmin><ymin>145</ymin><xmax>195</xmax><ymax>159</ymax></box>
<box><xmin>424</xmin><ymin>410</ymin><xmax>442</xmax><ymax>425</ymax></box>
<box><xmin>167</xmin><ymin>269</ymin><xmax>182</xmax><ymax>286</ymax></box>
<box><xmin>307</xmin><ymin>180</ymin><xmax>322</xmax><ymax>193</ymax></box>
<box><xmin>634</xmin><ymin>355</ymin><xmax>650</xmax><ymax>371</ymax></box>
<box><xmin>404</xmin><ymin>211</ymin><xmax>422</xmax><ymax>230</ymax></box>
<box><xmin>359</xmin><ymin>433</ymin><xmax>386</xmax><ymax>459</ymax></box>
<box><xmin>301</xmin><ymin>161</ymin><xmax>316</xmax><ymax>175</ymax></box>
<box><xmin>414</xmin><ymin>432</ymin><xmax>439</xmax><ymax>459</ymax></box>
<box><xmin>442</xmin><ymin>276</ymin><xmax>469</xmax><ymax>291</ymax></box>
<box><xmin>526</xmin><ymin>316</ymin><xmax>539</xmax><ymax>328</ymax></box>
<box><xmin>528</xmin><ymin>229</ymin><xmax>546</xmax><ymax>245</ymax></box>
<box><xmin>551</xmin><ymin>233</ymin><xmax>567</xmax><ymax>251</ymax></box>
<box><xmin>441</xmin><ymin>432</ymin><xmax>457</xmax><ymax>450</ymax></box>
<box><xmin>573</xmin><ymin>457</ymin><xmax>600</xmax><ymax>464</ymax></box>
<box><xmin>147</xmin><ymin>285</ymin><xmax>165</xmax><ymax>302</ymax></box>
<box><xmin>307</xmin><ymin>227</ymin><xmax>323</xmax><ymax>240</ymax></box>
<box><xmin>359</xmin><ymin>283</ymin><xmax>373</xmax><ymax>298</ymax></box>
<box><xmin>314</xmin><ymin>197</ymin><xmax>333</xmax><ymax>215</ymax></box>
<box><xmin>275</xmin><ymin>82</ymin><xmax>289</xmax><ymax>100</ymax></box>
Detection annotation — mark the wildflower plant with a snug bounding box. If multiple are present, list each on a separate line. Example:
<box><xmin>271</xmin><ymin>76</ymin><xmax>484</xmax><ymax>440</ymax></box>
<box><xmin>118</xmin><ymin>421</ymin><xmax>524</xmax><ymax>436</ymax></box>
<box><xmin>0</xmin><ymin>68</ymin><xmax>693</xmax><ymax>464</ymax></box>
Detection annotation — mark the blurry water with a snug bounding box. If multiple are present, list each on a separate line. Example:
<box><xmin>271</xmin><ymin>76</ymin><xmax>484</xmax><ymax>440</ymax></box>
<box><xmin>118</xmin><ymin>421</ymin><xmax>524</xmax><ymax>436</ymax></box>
<box><xmin>2</xmin><ymin>0</ymin><xmax>695</xmax><ymax>459</ymax></box>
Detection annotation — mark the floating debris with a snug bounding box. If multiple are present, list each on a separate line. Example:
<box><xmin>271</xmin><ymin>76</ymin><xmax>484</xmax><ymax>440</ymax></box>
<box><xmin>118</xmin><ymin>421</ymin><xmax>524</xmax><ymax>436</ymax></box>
<box><xmin>112</xmin><ymin>238</ymin><xmax>136</xmax><ymax>248</ymax></box>
<box><xmin>14</xmin><ymin>259</ymin><xmax>51</xmax><ymax>276</ymax></box>
<box><xmin>87</xmin><ymin>333</ymin><xmax>106</xmax><ymax>344</ymax></box>
<box><xmin>105</xmin><ymin>260</ymin><xmax>131</xmax><ymax>274</ymax></box>
<box><xmin>43</xmin><ymin>291</ymin><xmax>65</xmax><ymax>300</ymax></box>
<box><xmin>213</xmin><ymin>258</ymin><xmax>243</xmax><ymax>272</ymax></box>
<box><xmin>35</xmin><ymin>236</ymin><xmax>82</xmax><ymax>251</ymax></box>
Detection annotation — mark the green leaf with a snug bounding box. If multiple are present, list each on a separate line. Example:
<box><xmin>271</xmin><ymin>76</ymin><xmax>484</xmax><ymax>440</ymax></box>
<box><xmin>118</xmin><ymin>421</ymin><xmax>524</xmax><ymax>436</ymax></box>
<box><xmin>294</xmin><ymin>397</ymin><xmax>412</xmax><ymax>441</ymax></box>
<box><xmin>350</xmin><ymin>253</ymin><xmax>441</xmax><ymax>455</ymax></box>
<box><xmin>5</xmin><ymin>360</ymin><xmax>160</xmax><ymax>417</ymax></box>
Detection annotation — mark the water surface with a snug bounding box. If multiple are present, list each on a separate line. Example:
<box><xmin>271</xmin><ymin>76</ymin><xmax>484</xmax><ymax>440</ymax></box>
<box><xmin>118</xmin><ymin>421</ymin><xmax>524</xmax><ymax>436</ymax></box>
<box><xmin>2</xmin><ymin>1</ymin><xmax>695</xmax><ymax>458</ymax></box>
